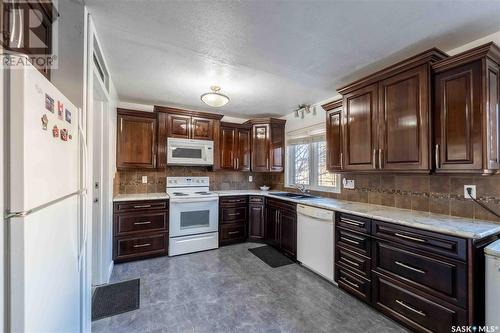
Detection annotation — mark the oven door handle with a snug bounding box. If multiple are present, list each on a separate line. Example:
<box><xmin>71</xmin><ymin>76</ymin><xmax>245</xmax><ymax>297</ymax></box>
<box><xmin>169</xmin><ymin>197</ymin><xmax>219</xmax><ymax>203</ymax></box>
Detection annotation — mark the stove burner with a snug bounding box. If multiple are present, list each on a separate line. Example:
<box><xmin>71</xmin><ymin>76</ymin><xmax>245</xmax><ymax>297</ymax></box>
<box><xmin>173</xmin><ymin>192</ymin><xmax>188</xmax><ymax>196</ymax></box>
<box><xmin>195</xmin><ymin>191</ymin><xmax>211</xmax><ymax>195</ymax></box>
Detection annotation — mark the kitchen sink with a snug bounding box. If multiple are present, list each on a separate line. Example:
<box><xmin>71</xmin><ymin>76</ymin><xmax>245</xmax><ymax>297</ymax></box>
<box><xmin>270</xmin><ymin>192</ymin><xmax>317</xmax><ymax>200</ymax></box>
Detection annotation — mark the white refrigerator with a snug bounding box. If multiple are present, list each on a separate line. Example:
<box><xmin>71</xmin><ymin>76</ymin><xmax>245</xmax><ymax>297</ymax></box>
<box><xmin>5</xmin><ymin>59</ymin><xmax>87</xmax><ymax>332</ymax></box>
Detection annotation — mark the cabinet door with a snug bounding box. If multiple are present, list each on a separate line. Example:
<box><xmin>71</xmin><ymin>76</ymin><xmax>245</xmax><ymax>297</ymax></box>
<box><xmin>237</xmin><ymin>128</ymin><xmax>251</xmax><ymax>171</ymax></box>
<box><xmin>167</xmin><ymin>114</ymin><xmax>191</xmax><ymax>139</ymax></box>
<box><xmin>434</xmin><ymin>61</ymin><xmax>482</xmax><ymax>172</ymax></box>
<box><xmin>279</xmin><ymin>209</ymin><xmax>297</xmax><ymax>258</ymax></box>
<box><xmin>270</xmin><ymin>124</ymin><xmax>285</xmax><ymax>172</ymax></box>
<box><xmin>156</xmin><ymin>112</ymin><xmax>168</xmax><ymax>169</ymax></box>
<box><xmin>343</xmin><ymin>83</ymin><xmax>379</xmax><ymax>170</ymax></box>
<box><xmin>191</xmin><ymin>117</ymin><xmax>214</xmax><ymax>140</ymax></box>
<box><xmin>265</xmin><ymin>205</ymin><xmax>279</xmax><ymax>246</ymax></box>
<box><xmin>248</xmin><ymin>204</ymin><xmax>265</xmax><ymax>240</ymax></box>
<box><xmin>252</xmin><ymin>124</ymin><xmax>271</xmax><ymax>172</ymax></box>
<box><xmin>117</xmin><ymin>113</ymin><xmax>156</xmax><ymax>169</ymax></box>
<box><xmin>326</xmin><ymin>108</ymin><xmax>343</xmax><ymax>171</ymax></box>
<box><xmin>379</xmin><ymin>65</ymin><xmax>430</xmax><ymax>171</ymax></box>
<box><xmin>220</xmin><ymin>126</ymin><xmax>236</xmax><ymax>169</ymax></box>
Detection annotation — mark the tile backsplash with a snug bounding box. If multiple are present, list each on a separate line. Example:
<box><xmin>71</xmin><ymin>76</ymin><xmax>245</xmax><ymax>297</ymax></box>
<box><xmin>269</xmin><ymin>173</ymin><xmax>500</xmax><ymax>223</ymax></box>
<box><xmin>114</xmin><ymin>167</ymin><xmax>273</xmax><ymax>195</ymax></box>
<box><xmin>114</xmin><ymin>169</ymin><xmax>500</xmax><ymax>223</ymax></box>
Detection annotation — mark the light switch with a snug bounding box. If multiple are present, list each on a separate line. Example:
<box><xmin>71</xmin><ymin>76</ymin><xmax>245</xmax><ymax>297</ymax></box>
<box><xmin>142</xmin><ymin>176</ymin><xmax>148</xmax><ymax>184</ymax></box>
<box><xmin>343</xmin><ymin>178</ymin><xmax>355</xmax><ymax>189</ymax></box>
<box><xmin>249</xmin><ymin>175</ymin><xmax>253</xmax><ymax>182</ymax></box>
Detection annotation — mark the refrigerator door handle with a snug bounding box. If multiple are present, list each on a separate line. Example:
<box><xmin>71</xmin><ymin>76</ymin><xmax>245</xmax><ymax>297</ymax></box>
<box><xmin>5</xmin><ymin>190</ymin><xmax>86</xmax><ymax>219</ymax></box>
<box><xmin>77</xmin><ymin>108</ymin><xmax>89</xmax><ymax>270</ymax></box>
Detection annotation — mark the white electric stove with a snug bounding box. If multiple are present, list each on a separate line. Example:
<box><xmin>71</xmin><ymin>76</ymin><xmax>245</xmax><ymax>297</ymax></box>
<box><xmin>166</xmin><ymin>177</ymin><xmax>219</xmax><ymax>256</ymax></box>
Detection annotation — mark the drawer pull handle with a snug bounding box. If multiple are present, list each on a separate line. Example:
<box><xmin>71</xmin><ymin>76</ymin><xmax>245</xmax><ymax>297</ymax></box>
<box><xmin>340</xmin><ymin>276</ymin><xmax>359</xmax><ymax>289</ymax></box>
<box><xmin>395</xmin><ymin>233</ymin><xmax>426</xmax><ymax>243</ymax></box>
<box><xmin>341</xmin><ymin>218</ymin><xmax>364</xmax><ymax>227</ymax></box>
<box><xmin>228</xmin><ymin>231</ymin><xmax>240</xmax><ymax>235</ymax></box>
<box><xmin>133</xmin><ymin>204</ymin><xmax>152</xmax><ymax>208</ymax></box>
<box><xmin>395</xmin><ymin>261</ymin><xmax>426</xmax><ymax>274</ymax></box>
<box><xmin>133</xmin><ymin>243</ymin><xmax>151</xmax><ymax>248</ymax></box>
<box><xmin>341</xmin><ymin>257</ymin><xmax>360</xmax><ymax>267</ymax></box>
<box><xmin>134</xmin><ymin>221</ymin><xmax>151</xmax><ymax>225</ymax></box>
<box><xmin>227</xmin><ymin>213</ymin><xmax>240</xmax><ymax>216</ymax></box>
<box><xmin>342</xmin><ymin>238</ymin><xmax>360</xmax><ymax>246</ymax></box>
<box><xmin>396</xmin><ymin>300</ymin><xmax>426</xmax><ymax>317</ymax></box>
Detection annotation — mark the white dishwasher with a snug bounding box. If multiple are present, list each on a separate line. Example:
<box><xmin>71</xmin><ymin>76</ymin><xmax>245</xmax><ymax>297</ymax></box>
<box><xmin>297</xmin><ymin>204</ymin><xmax>335</xmax><ymax>282</ymax></box>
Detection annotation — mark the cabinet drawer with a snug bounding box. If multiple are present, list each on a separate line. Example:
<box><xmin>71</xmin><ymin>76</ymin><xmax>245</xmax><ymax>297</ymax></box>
<box><xmin>220</xmin><ymin>223</ymin><xmax>246</xmax><ymax>242</ymax></box>
<box><xmin>114</xmin><ymin>233</ymin><xmax>167</xmax><ymax>262</ymax></box>
<box><xmin>337</xmin><ymin>213</ymin><xmax>370</xmax><ymax>234</ymax></box>
<box><xmin>114</xmin><ymin>200</ymin><xmax>168</xmax><ymax>213</ymax></box>
<box><xmin>373</xmin><ymin>273</ymin><xmax>466</xmax><ymax>333</ymax></box>
<box><xmin>373</xmin><ymin>241</ymin><xmax>466</xmax><ymax>307</ymax></box>
<box><xmin>337</xmin><ymin>228</ymin><xmax>371</xmax><ymax>257</ymax></box>
<box><xmin>115</xmin><ymin>211</ymin><xmax>168</xmax><ymax>236</ymax></box>
<box><xmin>372</xmin><ymin>220</ymin><xmax>466</xmax><ymax>261</ymax></box>
<box><xmin>219</xmin><ymin>196</ymin><xmax>248</xmax><ymax>207</ymax></box>
<box><xmin>336</xmin><ymin>246</ymin><xmax>371</xmax><ymax>279</ymax></box>
<box><xmin>249</xmin><ymin>196</ymin><xmax>264</xmax><ymax>204</ymax></box>
<box><xmin>221</xmin><ymin>206</ymin><xmax>247</xmax><ymax>223</ymax></box>
<box><xmin>336</xmin><ymin>267</ymin><xmax>371</xmax><ymax>303</ymax></box>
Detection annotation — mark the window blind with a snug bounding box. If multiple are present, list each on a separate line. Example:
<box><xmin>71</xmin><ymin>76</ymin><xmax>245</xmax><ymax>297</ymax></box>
<box><xmin>286</xmin><ymin>122</ymin><xmax>326</xmax><ymax>145</ymax></box>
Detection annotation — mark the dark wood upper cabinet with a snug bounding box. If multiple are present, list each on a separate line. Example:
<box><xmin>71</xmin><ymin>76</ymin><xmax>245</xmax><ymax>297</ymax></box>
<box><xmin>191</xmin><ymin>117</ymin><xmax>214</xmax><ymax>140</ymax></box>
<box><xmin>342</xmin><ymin>83</ymin><xmax>379</xmax><ymax>171</ymax></box>
<box><xmin>379</xmin><ymin>64</ymin><xmax>430</xmax><ymax>171</ymax></box>
<box><xmin>236</xmin><ymin>128</ymin><xmax>251</xmax><ymax>171</ymax></box>
<box><xmin>432</xmin><ymin>42</ymin><xmax>500</xmax><ymax>174</ymax></box>
<box><xmin>336</xmin><ymin>48</ymin><xmax>448</xmax><ymax>173</ymax></box>
<box><xmin>167</xmin><ymin>114</ymin><xmax>191</xmax><ymax>139</ymax></box>
<box><xmin>219</xmin><ymin>122</ymin><xmax>251</xmax><ymax>171</ymax></box>
<box><xmin>116</xmin><ymin>109</ymin><xmax>157</xmax><ymax>170</ymax></box>
<box><xmin>246</xmin><ymin>118</ymin><xmax>286</xmax><ymax>172</ymax></box>
<box><xmin>322</xmin><ymin>100</ymin><xmax>343</xmax><ymax>171</ymax></box>
<box><xmin>219</xmin><ymin>125</ymin><xmax>236</xmax><ymax>170</ymax></box>
<box><xmin>154</xmin><ymin>106</ymin><xmax>223</xmax><ymax>169</ymax></box>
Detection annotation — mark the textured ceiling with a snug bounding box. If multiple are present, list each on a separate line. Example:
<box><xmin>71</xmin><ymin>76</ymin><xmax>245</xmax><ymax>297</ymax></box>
<box><xmin>86</xmin><ymin>0</ymin><xmax>500</xmax><ymax>117</ymax></box>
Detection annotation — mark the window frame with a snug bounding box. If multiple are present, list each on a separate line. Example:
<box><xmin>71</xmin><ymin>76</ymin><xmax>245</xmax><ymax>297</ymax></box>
<box><xmin>285</xmin><ymin>141</ymin><xmax>341</xmax><ymax>193</ymax></box>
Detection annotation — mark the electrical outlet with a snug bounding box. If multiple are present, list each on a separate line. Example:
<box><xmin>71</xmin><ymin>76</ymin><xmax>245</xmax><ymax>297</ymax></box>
<box><xmin>248</xmin><ymin>175</ymin><xmax>253</xmax><ymax>182</ymax></box>
<box><xmin>343</xmin><ymin>178</ymin><xmax>355</xmax><ymax>189</ymax></box>
<box><xmin>142</xmin><ymin>176</ymin><xmax>148</xmax><ymax>184</ymax></box>
<box><xmin>464</xmin><ymin>185</ymin><xmax>476</xmax><ymax>199</ymax></box>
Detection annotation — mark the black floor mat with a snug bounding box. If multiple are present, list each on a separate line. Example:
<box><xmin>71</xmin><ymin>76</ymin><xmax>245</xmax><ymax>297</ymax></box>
<box><xmin>249</xmin><ymin>246</ymin><xmax>295</xmax><ymax>268</ymax></box>
<box><xmin>92</xmin><ymin>278</ymin><xmax>140</xmax><ymax>321</ymax></box>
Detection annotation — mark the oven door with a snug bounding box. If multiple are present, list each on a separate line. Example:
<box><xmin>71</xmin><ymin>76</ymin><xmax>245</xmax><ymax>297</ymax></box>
<box><xmin>169</xmin><ymin>197</ymin><xmax>219</xmax><ymax>237</ymax></box>
<box><xmin>167</xmin><ymin>138</ymin><xmax>213</xmax><ymax>166</ymax></box>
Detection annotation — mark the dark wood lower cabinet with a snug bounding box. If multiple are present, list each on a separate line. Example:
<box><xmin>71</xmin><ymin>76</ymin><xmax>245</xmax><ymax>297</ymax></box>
<box><xmin>113</xmin><ymin>200</ymin><xmax>169</xmax><ymax>262</ymax></box>
<box><xmin>335</xmin><ymin>212</ymin><xmax>497</xmax><ymax>333</ymax></box>
<box><xmin>219</xmin><ymin>196</ymin><xmax>248</xmax><ymax>245</ymax></box>
<box><xmin>248</xmin><ymin>196</ymin><xmax>265</xmax><ymax>241</ymax></box>
<box><xmin>265</xmin><ymin>198</ymin><xmax>297</xmax><ymax>259</ymax></box>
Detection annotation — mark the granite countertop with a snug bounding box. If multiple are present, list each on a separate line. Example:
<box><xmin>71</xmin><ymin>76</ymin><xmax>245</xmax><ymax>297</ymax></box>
<box><xmin>485</xmin><ymin>239</ymin><xmax>500</xmax><ymax>257</ymax></box>
<box><xmin>214</xmin><ymin>190</ymin><xmax>500</xmax><ymax>240</ymax></box>
<box><xmin>113</xmin><ymin>193</ymin><xmax>170</xmax><ymax>202</ymax></box>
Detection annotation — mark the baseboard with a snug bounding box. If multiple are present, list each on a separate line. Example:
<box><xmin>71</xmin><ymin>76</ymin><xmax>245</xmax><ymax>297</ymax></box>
<box><xmin>107</xmin><ymin>260</ymin><xmax>114</xmax><ymax>283</ymax></box>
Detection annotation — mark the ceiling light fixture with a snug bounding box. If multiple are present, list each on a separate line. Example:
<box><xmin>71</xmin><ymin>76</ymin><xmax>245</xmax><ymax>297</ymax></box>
<box><xmin>200</xmin><ymin>86</ymin><xmax>229</xmax><ymax>107</ymax></box>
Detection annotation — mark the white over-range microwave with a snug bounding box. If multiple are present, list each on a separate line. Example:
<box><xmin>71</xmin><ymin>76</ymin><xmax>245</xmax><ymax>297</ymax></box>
<box><xmin>167</xmin><ymin>137</ymin><xmax>214</xmax><ymax>166</ymax></box>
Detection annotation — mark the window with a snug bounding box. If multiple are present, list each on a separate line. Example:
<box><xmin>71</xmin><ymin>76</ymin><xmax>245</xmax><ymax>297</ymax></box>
<box><xmin>286</xmin><ymin>129</ymin><xmax>341</xmax><ymax>193</ymax></box>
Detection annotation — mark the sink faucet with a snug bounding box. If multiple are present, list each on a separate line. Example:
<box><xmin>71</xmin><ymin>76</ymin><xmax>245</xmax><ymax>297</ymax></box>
<box><xmin>295</xmin><ymin>184</ymin><xmax>307</xmax><ymax>193</ymax></box>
